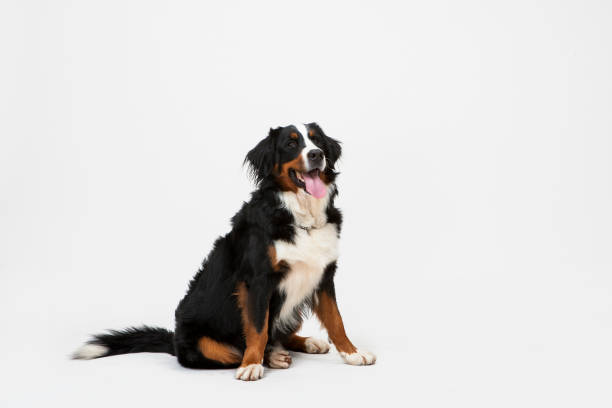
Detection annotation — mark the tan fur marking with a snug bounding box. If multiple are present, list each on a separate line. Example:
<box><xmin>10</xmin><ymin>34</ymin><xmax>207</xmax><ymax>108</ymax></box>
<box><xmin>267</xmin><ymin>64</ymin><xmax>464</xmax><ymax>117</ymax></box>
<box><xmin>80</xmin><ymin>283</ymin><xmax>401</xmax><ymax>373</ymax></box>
<box><xmin>275</xmin><ymin>155</ymin><xmax>306</xmax><ymax>193</ymax></box>
<box><xmin>268</xmin><ymin>245</ymin><xmax>289</xmax><ymax>272</ymax></box>
<box><xmin>318</xmin><ymin>169</ymin><xmax>331</xmax><ymax>185</ymax></box>
<box><xmin>236</xmin><ymin>282</ymin><xmax>269</xmax><ymax>367</ymax></box>
<box><xmin>268</xmin><ymin>245</ymin><xmax>278</xmax><ymax>271</ymax></box>
<box><xmin>290</xmin><ymin>132</ymin><xmax>298</xmax><ymax>139</ymax></box>
<box><xmin>314</xmin><ymin>292</ymin><xmax>357</xmax><ymax>354</ymax></box>
<box><xmin>198</xmin><ymin>336</ymin><xmax>242</xmax><ymax>365</ymax></box>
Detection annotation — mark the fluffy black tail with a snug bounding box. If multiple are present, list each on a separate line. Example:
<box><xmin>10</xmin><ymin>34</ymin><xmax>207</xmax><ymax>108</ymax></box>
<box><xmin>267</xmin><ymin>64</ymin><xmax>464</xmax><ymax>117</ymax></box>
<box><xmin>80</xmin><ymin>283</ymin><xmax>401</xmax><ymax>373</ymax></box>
<box><xmin>72</xmin><ymin>326</ymin><xmax>175</xmax><ymax>359</ymax></box>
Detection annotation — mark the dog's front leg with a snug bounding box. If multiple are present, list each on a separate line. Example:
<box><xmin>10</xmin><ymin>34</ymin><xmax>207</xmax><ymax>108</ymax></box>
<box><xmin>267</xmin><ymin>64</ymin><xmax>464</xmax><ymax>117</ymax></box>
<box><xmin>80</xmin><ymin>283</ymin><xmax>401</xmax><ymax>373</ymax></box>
<box><xmin>314</xmin><ymin>278</ymin><xmax>376</xmax><ymax>366</ymax></box>
<box><xmin>235</xmin><ymin>281</ymin><xmax>269</xmax><ymax>381</ymax></box>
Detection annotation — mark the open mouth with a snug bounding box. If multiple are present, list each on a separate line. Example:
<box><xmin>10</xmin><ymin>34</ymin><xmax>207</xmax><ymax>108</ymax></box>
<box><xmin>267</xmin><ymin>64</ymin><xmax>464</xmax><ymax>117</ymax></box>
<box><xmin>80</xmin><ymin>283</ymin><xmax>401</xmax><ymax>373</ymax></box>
<box><xmin>289</xmin><ymin>168</ymin><xmax>327</xmax><ymax>198</ymax></box>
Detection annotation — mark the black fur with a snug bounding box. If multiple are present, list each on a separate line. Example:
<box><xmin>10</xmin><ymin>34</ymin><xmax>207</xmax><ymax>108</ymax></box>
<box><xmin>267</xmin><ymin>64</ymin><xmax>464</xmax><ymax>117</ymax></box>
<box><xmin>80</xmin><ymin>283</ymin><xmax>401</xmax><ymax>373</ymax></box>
<box><xmin>76</xmin><ymin>123</ymin><xmax>344</xmax><ymax>369</ymax></box>
<box><xmin>88</xmin><ymin>326</ymin><xmax>175</xmax><ymax>356</ymax></box>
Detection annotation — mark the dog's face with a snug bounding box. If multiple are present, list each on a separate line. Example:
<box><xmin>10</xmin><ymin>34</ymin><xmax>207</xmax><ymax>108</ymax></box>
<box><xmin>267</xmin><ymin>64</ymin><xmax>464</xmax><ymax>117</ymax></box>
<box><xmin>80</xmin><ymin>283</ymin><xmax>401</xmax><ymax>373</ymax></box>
<box><xmin>245</xmin><ymin>123</ymin><xmax>341</xmax><ymax>198</ymax></box>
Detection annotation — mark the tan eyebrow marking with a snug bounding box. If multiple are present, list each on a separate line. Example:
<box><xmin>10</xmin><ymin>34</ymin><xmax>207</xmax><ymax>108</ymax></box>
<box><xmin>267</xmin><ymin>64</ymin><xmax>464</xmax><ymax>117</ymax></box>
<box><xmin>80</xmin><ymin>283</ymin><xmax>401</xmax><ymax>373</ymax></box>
<box><xmin>308</xmin><ymin>129</ymin><xmax>314</xmax><ymax>137</ymax></box>
<box><xmin>290</xmin><ymin>132</ymin><xmax>298</xmax><ymax>139</ymax></box>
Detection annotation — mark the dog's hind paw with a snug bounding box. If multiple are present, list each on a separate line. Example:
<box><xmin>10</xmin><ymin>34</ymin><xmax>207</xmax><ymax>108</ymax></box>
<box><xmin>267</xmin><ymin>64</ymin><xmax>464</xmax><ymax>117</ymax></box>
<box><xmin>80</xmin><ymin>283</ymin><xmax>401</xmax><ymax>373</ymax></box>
<box><xmin>265</xmin><ymin>349</ymin><xmax>292</xmax><ymax>369</ymax></box>
<box><xmin>304</xmin><ymin>337</ymin><xmax>330</xmax><ymax>354</ymax></box>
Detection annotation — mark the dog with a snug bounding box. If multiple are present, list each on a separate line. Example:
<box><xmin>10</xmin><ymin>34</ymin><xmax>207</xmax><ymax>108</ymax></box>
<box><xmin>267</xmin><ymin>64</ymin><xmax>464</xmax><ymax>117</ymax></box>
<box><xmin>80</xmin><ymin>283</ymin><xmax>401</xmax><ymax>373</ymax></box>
<box><xmin>72</xmin><ymin>123</ymin><xmax>376</xmax><ymax>381</ymax></box>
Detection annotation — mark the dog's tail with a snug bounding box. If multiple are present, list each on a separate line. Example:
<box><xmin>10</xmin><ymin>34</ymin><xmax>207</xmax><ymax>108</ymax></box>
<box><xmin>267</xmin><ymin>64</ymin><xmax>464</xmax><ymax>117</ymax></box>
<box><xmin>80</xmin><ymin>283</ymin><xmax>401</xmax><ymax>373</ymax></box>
<box><xmin>71</xmin><ymin>326</ymin><xmax>175</xmax><ymax>360</ymax></box>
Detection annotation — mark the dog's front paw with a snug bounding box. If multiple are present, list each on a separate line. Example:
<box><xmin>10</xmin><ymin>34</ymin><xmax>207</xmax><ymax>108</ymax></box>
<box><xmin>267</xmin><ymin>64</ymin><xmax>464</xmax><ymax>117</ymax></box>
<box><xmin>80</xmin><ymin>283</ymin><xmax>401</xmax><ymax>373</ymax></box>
<box><xmin>340</xmin><ymin>350</ymin><xmax>376</xmax><ymax>366</ymax></box>
<box><xmin>304</xmin><ymin>337</ymin><xmax>330</xmax><ymax>354</ymax></box>
<box><xmin>235</xmin><ymin>363</ymin><xmax>265</xmax><ymax>381</ymax></box>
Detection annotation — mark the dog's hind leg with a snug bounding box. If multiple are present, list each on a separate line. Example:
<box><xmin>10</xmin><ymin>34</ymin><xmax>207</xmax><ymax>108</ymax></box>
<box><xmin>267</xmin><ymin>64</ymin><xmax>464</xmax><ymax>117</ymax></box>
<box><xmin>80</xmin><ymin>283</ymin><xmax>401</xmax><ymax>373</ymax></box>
<box><xmin>175</xmin><ymin>335</ymin><xmax>241</xmax><ymax>369</ymax></box>
<box><xmin>197</xmin><ymin>337</ymin><xmax>242</xmax><ymax>366</ymax></box>
<box><xmin>283</xmin><ymin>333</ymin><xmax>330</xmax><ymax>354</ymax></box>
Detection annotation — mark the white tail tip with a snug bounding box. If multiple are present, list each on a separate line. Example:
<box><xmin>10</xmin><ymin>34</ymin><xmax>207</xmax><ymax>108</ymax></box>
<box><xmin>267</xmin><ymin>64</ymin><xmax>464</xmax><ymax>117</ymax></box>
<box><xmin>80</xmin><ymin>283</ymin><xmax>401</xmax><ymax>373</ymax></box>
<box><xmin>71</xmin><ymin>343</ymin><xmax>109</xmax><ymax>360</ymax></box>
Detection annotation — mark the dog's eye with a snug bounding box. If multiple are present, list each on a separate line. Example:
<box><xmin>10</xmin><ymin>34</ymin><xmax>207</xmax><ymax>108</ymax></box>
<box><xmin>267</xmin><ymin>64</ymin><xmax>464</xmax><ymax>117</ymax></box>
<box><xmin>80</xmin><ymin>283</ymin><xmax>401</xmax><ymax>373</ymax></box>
<box><xmin>287</xmin><ymin>141</ymin><xmax>297</xmax><ymax>149</ymax></box>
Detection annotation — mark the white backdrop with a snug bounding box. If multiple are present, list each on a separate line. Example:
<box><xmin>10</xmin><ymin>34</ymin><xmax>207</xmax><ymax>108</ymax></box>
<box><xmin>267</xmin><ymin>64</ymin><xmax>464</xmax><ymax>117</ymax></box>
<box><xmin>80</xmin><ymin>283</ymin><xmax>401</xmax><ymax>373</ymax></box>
<box><xmin>1</xmin><ymin>0</ymin><xmax>611</xmax><ymax>407</ymax></box>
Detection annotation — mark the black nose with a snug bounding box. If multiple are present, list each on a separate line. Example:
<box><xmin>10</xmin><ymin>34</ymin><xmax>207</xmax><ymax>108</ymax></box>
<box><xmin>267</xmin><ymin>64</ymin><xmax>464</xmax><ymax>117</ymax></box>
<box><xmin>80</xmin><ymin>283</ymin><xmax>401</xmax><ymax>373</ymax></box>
<box><xmin>307</xmin><ymin>149</ymin><xmax>324</xmax><ymax>162</ymax></box>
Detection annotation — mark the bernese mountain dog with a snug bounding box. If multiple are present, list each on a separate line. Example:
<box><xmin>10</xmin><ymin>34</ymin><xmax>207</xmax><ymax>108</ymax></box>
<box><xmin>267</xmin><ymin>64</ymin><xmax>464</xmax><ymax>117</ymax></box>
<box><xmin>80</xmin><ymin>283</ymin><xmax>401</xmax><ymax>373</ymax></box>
<box><xmin>72</xmin><ymin>123</ymin><xmax>376</xmax><ymax>381</ymax></box>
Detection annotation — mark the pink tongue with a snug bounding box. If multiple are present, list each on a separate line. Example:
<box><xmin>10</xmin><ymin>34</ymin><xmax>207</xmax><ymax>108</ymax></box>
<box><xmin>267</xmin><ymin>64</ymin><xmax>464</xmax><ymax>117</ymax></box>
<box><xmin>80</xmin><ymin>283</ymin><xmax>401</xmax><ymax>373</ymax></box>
<box><xmin>303</xmin><ymin>171</ymin><xmax>327</xmax><ymax>198</ymax></box>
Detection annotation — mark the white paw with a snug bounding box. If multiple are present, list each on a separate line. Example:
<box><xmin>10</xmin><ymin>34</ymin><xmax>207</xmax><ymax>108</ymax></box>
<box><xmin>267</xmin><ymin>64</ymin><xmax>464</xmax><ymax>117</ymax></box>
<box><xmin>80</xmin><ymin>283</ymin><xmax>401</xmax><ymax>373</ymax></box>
<box><xmin>266</xmin><ymin>349</ymin><xmax>292</xmax><ymax>369</ymax></box>
<box><xmin>235</xmin><ymin>363</ymin><xmax>265</xmax><ymax>381</ymax></box>
<box><xmin>340</xmin><ymin>350</ymin><xmax>376</xmax><ymax>365</ymax></box>
<box><xmin>304</xmin><ymin>337</ymin><xmax>331</xmax><ymax>354</ymax></box>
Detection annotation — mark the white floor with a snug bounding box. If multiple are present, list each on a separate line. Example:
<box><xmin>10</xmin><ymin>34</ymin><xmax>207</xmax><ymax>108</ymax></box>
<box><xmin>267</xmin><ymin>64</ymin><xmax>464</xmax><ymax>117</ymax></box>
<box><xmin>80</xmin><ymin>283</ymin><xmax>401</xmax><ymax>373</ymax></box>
<box><xmin>4</xmin><ymin>277</ymin><xmax>612</xmax><ymax>408</ymax></box>
<box><xmin>2</xmin><ymin>0</ymin><xmax>612</xmax><ymax>406</ymax></box>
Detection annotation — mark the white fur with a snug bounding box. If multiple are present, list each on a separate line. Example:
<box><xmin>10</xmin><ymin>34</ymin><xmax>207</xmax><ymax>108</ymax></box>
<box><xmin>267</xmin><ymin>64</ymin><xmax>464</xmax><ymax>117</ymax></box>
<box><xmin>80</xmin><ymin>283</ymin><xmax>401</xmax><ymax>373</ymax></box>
<box><xmin>273</xmin><ymin>189</ymin><xmax>338</xmax><ymax>331</ymax></box>
<box><xmin>235</xmin><ymin>363</ymin><xmax>265</xmax><ymax>381</ymax></box>
<box><xmin>304</xmin><ymin>337</ymin><xmax>331</xmax><ymax>354</ymax></box>
<box><xmin>278</xmin><ymin>187</ymin><xmax>332</xmax><ymax>229</ymax></box>
<box><xmin>296</xmin><ymin>123</ymin><xmax>326</xmax><ymax>172</ymax></box>
<box><xmin>294</xmin><ymin>123</ymin><xmax>309</xmax><ymax>140</ymax></box>
<box><xmin>339</xmin><ymin>350</ymin><xmax>377</xmax><ymax>365</ymax></box>
<box><xmin>266</xmin><ymin>346</ymin><xmax>292</xmax><ymax>369</ymax></box>
<box><xmin>71</xmin><ymin>343</ymin><xmax>108</xmax><ymax>360</ymax></box>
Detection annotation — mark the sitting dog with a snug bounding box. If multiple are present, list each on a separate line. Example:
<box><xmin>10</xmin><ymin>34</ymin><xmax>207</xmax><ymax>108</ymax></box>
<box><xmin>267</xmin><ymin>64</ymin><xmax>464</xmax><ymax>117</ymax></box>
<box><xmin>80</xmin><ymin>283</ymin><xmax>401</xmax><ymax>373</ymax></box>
<box><xmin>73</xmin><ymin>123</ymin><xmax>376</xmax><ymax>381</ymax></box>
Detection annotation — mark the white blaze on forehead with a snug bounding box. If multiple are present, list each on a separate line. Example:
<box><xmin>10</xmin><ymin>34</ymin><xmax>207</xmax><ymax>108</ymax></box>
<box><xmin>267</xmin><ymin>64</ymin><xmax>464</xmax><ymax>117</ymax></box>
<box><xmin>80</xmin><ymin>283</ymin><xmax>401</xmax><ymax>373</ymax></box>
<box><xmin>294</xmin><ymin>123</ymin><xmax>325</xmax><ymax>171</ymax></box>
<box><xmin>290</xmin><ymin>123</ymin><xmax>314</xmax><ymax>149</ymax></box>
<box><xmin>294</xmin><ymin>123</ymin><xmax>309</xmax><ymax>140</ymax></box>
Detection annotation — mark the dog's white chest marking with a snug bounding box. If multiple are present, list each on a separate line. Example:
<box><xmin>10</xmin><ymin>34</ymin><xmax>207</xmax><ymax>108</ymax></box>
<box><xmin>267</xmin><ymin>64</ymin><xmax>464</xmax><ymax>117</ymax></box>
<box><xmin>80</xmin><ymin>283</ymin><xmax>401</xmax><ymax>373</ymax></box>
<box><xmin>273</xmin><ymin>189</ymin><xmax>339</xmax><ymax>330</ymax></box>
<box><xmin>274</xmin><ymin>224</ymin><xmax>339</xmax><ymax>326</ymax></box>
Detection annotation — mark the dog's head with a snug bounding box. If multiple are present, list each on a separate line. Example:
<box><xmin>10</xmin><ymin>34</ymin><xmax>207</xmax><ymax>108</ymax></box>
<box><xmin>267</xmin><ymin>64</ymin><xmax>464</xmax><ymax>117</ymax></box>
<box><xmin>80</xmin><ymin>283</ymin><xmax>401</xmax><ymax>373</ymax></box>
<box><xmin>245</xmin><ymin>123</ymin><xmax>341</xmax><ymax>198</ymax></box>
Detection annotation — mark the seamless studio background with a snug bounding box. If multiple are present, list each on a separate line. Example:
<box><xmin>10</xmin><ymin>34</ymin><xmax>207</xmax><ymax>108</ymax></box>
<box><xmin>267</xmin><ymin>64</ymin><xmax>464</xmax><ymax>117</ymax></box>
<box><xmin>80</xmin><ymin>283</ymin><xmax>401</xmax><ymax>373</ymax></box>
<box><xmin>1</xmin><ymin>1</ymin><xmax>611</xmax><ymax>407</ymax></box>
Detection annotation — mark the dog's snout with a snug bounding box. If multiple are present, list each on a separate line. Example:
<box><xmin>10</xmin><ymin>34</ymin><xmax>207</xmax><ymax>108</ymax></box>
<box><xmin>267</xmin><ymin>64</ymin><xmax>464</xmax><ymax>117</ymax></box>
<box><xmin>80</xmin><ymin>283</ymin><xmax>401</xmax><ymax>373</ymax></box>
<box><xmin>307</xmin><ymin>149</ymin><xmax>324</xmax><ymax>162</ymax></box>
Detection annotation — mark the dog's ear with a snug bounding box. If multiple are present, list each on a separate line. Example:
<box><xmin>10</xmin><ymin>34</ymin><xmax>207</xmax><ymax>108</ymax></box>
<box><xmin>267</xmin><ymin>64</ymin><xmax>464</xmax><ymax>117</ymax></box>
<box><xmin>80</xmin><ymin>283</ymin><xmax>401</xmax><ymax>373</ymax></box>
<box><xmin>310</xmin><ymin>123</ymin><xmax>342</xmax><ymax>170</ymax></box>
<box><xmin>244</xmin><ymin>128</ymin><xmax>279</xmax><ymax>184</ymax></box>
